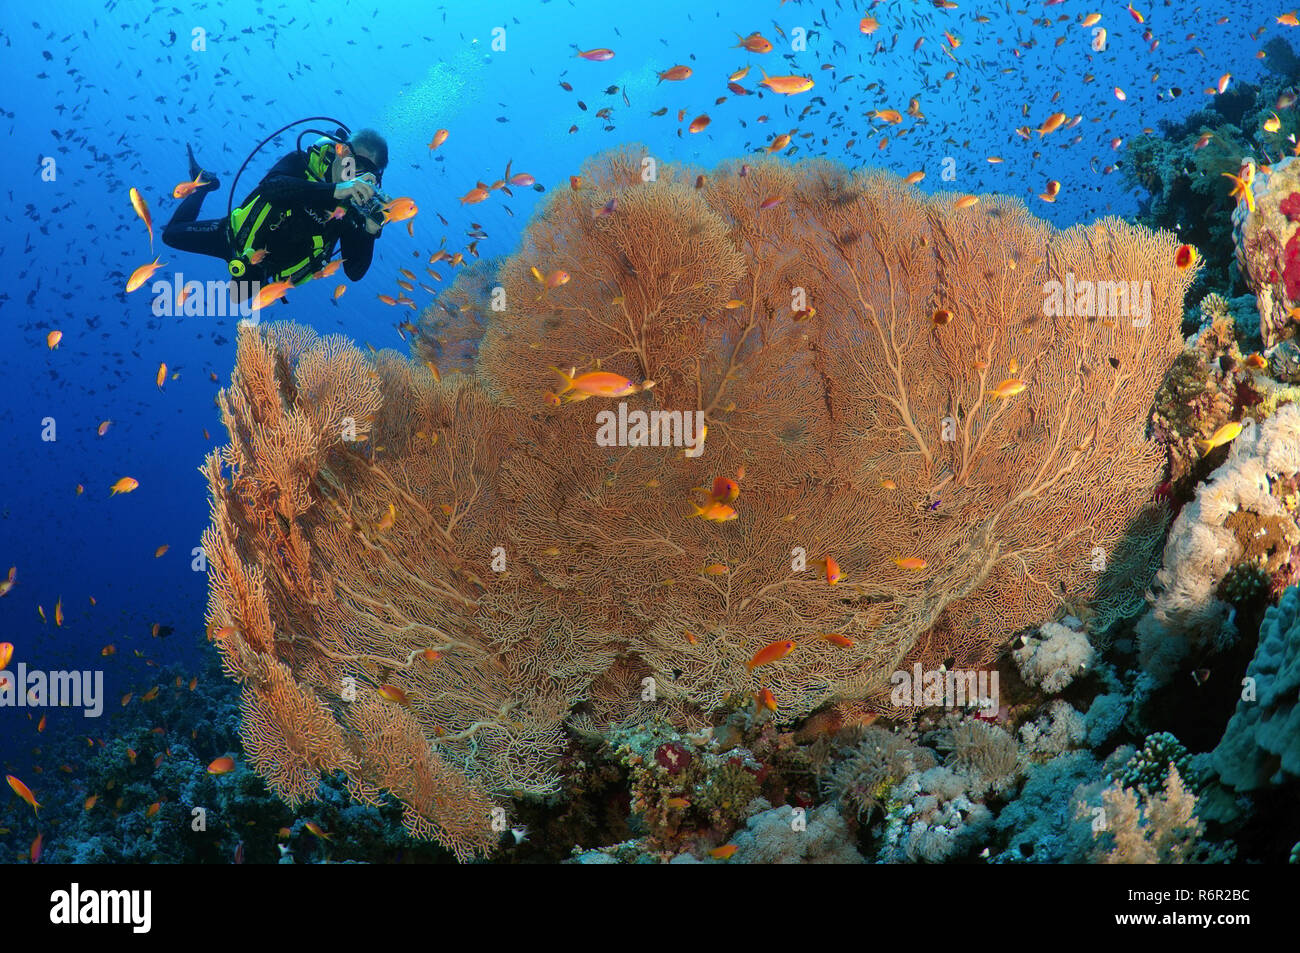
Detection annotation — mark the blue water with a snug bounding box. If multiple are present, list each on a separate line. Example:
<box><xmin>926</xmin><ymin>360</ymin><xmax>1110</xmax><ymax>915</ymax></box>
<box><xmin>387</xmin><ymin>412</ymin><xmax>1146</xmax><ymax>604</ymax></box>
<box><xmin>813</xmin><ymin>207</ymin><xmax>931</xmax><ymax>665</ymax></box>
<box><xmin>0</xmin><ymin>0</ymin><xmax>1278</xmax><ymax>779</ymax></box>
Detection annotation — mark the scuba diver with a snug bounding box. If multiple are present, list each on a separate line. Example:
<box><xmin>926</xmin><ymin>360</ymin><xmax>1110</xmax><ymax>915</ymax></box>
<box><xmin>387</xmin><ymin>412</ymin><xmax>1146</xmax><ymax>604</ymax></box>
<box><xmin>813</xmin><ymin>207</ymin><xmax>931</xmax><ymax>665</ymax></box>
<box><xmin>161</xmin><ymin>121</ymin><xmax>390</xmax><ymax>299</ymax></box>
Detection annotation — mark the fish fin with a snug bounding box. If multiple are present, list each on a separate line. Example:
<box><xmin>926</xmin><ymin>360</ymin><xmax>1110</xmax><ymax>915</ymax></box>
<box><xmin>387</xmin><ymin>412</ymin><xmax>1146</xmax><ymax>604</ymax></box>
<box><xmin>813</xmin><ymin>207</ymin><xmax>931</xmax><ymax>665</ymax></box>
<box><xmin>549</xmin><ymin>366</ymin><xmax>575</xmax><ymax>394</ymax></box>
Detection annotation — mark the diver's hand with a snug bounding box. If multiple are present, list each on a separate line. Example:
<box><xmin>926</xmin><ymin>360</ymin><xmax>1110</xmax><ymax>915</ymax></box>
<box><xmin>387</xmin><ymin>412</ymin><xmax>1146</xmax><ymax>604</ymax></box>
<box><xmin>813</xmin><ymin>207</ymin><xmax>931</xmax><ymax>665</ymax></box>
<box><xmin>333</xmin><ymin>179</ymin><xmax>375</xmax><ymax>203</ymax></box>
<box><xmin>363</xmin><ymin>216</ymin><xmax>382</xmax><ymax>236</ymax></box>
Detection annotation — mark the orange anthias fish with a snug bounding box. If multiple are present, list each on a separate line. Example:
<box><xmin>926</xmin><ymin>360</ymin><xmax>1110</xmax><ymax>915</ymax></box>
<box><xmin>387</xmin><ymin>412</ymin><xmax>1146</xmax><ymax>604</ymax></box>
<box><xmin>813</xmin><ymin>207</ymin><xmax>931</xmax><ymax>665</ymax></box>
<box><xmin>252</xmin><ymin>280</ymin><xmax>294</xmax><ymax>311</ymax></box>
<box><xmin>1036</xmin><ymin>112</ymin><xmax>1067</xmax><ymax>136</ymax></box>
<box><xmin>126</xmin><ymin>257</ymin><xmax>166</xmax><ymax>293</ymax></box>
<box><xmin>172</xmin><ymin>174</ymin><xmax>211</xmax><ymax>199</ymax></box>
<box><xmin>7</xmin><ymin>775</ymin><xmax>40</xmax><ymax>815</ymax></box>
<box><xmin>382</xmin><ymin>197</ymin><xmax>418</xmax><ymax>224</ymax></box>
<box><xmin>378</xmin><ymin>684</ymin><xmax>410</xmax><ymax>706</ymax></box>
<box><xmin>0</xmin><ymin>569</ymin><xmax>15</xmax><ymax>598</ymax></box>
<box><xmin>129</xmin><ymin>187</ymin><xmax>153</xmax><ymax>248</ymax></box>
<box><xmin>574</xmin><ymin>47</ymin><xmax>615</xmax><ymax>61</ymax></box>
<box><xmin>0</xmin><ymin>642</ymin><xmax>13</xmax><ymax>668</ymax></box>
<box><xmin>817</xmin><ymin>556</ymin><xmax>843</xmax><ymax>585</ymax></box>
<box><xmin>894</xmin><ymin>556</ymin><xmax>928</xmax><ymax>570</ymax></box>
<box><xmin>988</xmin><ymin>378</ymin><xmax>1026</xmax><ymax>400</ymax></box>
<box><xmin>47</xmin><ymin>330</ymin><xmax>62</xmax><ymax>349</ymax></box>
<box><xmin>754</xmin><ymin>687</ymin><xmax>777</xmax><ymax>712</ymax></box>
<box><xmin>53</xmin><ymin>598</ymin><xmax>63</xmax><ymax>627</ymax></box>
<box><xmin>657</xmin><ymin>64</ymin><xmax>693</xmax><ymax>82</ymax></box>
<box><xmin>460</xmin><ymin>183</ymin><xmax>491</xmax><ymax>205</ymax></box>
<box><xmin>689</xmin><ymin>499</ymin><xmax>737</xmax><ymax>522</ymax></box>
<box><xmin>110</xmin><ymin>477</ymin><xmax>139</xmax><ymax>495</ymax></box>
<box><xmin>709</xmin><ymin>844</ymin><xmax>739</xmax><ymax>860</ymax></box>
<box><xmin>550</xmin><ymin>366</ymin><xmax>643</xmax><ymax>399</ymax></box>
<box><xmin>304</xmin><ymin>820</ymin><xmax>334</xmax><ymax>840</ymax></box>
<box><xmin>747</xmin><ymin>639</ymin><xmax>796</xmax><ymax>670</ymax></box>
<box><xmin>733</xmin><ymin>31</ymin><xmax>773</xmax><ymax>53</ymax></box>
<box><xmin>759</xmin><ymin>70</ymin><xmax>814</xmax><ymax>94</ymax></box>
<box><xmin>156</xmin><ymin>361</ymin><xmax>167</xmax><ymax>389</ymax></box>
<box><xmin>207</xmin><ymin>756</ymin><xmax>236</xmax><ymax>775</ymax></box>
<box><xmin>428</xmin><ymin>128</ymin><xmax>449</xmax><ymax>150</ymax></box>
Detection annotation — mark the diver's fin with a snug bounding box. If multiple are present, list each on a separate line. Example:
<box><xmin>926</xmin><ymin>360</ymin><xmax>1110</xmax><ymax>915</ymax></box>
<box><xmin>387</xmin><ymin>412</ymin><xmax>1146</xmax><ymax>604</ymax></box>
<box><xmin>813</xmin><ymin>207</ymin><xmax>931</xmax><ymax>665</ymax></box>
<box><xmin>186</xmin><ymin>143</ymin><xmax>221</xmax><ymax>192</ymax></box>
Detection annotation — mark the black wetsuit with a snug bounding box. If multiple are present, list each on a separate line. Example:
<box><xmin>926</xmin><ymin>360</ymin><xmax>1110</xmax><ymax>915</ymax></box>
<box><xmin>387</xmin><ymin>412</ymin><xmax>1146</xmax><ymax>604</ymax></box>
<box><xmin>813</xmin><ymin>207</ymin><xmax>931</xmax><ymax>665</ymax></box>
<box><xmin>161</xmin><ymin>151</ymin><xmax>376</xmax><ymax>284</ymax></box>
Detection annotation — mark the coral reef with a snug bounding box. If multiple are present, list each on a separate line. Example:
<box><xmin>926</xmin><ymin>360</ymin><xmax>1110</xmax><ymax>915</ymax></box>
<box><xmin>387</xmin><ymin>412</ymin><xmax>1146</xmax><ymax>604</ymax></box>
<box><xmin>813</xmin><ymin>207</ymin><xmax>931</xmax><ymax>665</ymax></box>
<box><xmin>1089</xmin><ymin>765</ymin><xmax>1205</xmax><ymax>864</ymax></box>
<box><xmin>1012</xmin><ymin>617</ymin><xmax>1094</xmax><ymax>694</ymax></box>
<box><xmin>1234</xmin><ymin>155</ymin><xmax>1300</xmax><ymax>347</ymax></box>
<box><xmin>725</xmin><ymin>802</ymin><xmax>866</xmax><ymax>864</ymax></box>
<box><xmin>1212</xmin><ymin>583</ymin><xmax>1300</xmax><ymax>790</ymax></box>
<box><xmin>1115</xmin><ymin>731</ymin><xmax>1201</xmax><ymax>794</ymax></box>
<box><xmin>204</xmin><ymin>151</ymin><xmax>1195</xmax><ymax>858</ymax></box>
<box><xmin>1137</xmin><ymin>403</ymin><xmax>1300</xmax><ymax>684</ymax></box>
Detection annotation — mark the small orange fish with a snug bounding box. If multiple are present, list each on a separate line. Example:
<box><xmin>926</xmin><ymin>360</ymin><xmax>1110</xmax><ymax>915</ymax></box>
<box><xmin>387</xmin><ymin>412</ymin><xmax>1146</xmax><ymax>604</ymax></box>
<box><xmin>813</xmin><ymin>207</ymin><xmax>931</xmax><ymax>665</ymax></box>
<box><xmin>145</xmin><ymin>802</ymin><xmax>162</xmax><ymax>819</ymax></box>
<box><xmin>382</xmin><ymin>197</ymin><xmax>418</xmax><ymax>224</ymax></box>
<box><xmin>701</xmin><ymin>563</ymin><xmax>729</xmax><ymax>575</ymax></box>
<box><xmin>821</xmin><ymin>633</ymin><xmax>855</xmax><ymax>648</ymax></box>
<box><xmin>304</xmin><ymin>820</ymin><xmax>333</xmax><ymax>840</ymax></box>
<box><xmin>665</xmin><ymin>796</ymin><xmax>691</xmax><ymax>809</ymax></box>
<box><xmin>172</xmin><ymin>174</ymin><xmax>211</xmax><ymax>199</ymax></box>
<box><xmin>208</xmin><ymin>756</ymin><xmax>236</xmax><ymax>775</ymax></box>
<box><xmin>333</xmin><ymin>284</ymin><xmax>347</xmax><ymax>300</ymax></box>
<box><xmin>129</xmin><ymin>187</ymin><xmax>153</xmax><ymax>247</ymax></box>
<box><xmin>460</xmin><ymin>183</ymin><xmax>491</xmax><ymax>205</ymax></box>
<box><xmin>658</xmin><ymin>64</ymin><xmax>693</xmax><ymax>82</ymax></box>
<box><xmin>97</xmin><ymin>419</ymin><xmax>112</xmax><ymax>437</ymax></box>
<box><xmin>30</xmin><ymin>832</ymin><xmax>42</xmax><ymax>864</ymax></box>
<box><xmin>988</xmin><ymin>378</ymin><xmax>1026</xmax><ymax>400</ymax></box>
<box><xmin>893</xmin><ymin>556</ymin><xmax>928</xmax><ymax>570</ymax></box>
<box><xmin>755</xmin><ymin>687</ymin><xmax>777</xmax><ymax>712</ymax></box>
<box><xmin>101</xmin><ymin>644</ymin><xmax>116</xmax><ymax>656</ymax></box>
<box><xmin>142</xmin><ymin>686</ymin><xmax>159</xmax><ymax>702</ymax></box>
<box><xmin>0</xmin><ymin>642</ymin><xmax>12</xmax><ymax>667</ymax></box>
<box><xmin>156</xmin><ymin>361</ymin><xmax>167</xmax><ymax>389</ymax></box>
<box><xmin>6</xmin><ymin>775</ymin><xmax>40</xmax><ymax>815</ymax></box>
<box><xmin>1175</xmin><ymin>244</ymin><xmax>1197</xmax><ymax>270</ymax></box>
<box><xmin>0</xmin><ymin>568</ymin><xmax>14</xmax><ymax>598</ymax></box>
<box><xmin>1036</xmin><ymin>112</ymin><xmax>1067</xmax><ymax>136</ymax></box>
<box><xmin>551</xmin><ymin>366</ymin><xmax>640</xmax><ymax>398</ymax></box>
<box><xmin>378</xmin><ymin>684</ymin><xmax>411</xmax><ymax>706</ymax></box>
<box><xmin>84</xmin><ymin>794</ymin><xmax>99</xmax><ymax>811</ymax></box>
<box><xmin>428</xmin><ymin>128</ymin><xmax>450</xmax><ymax>150</ymax></box>
<box><xmin>126</xmin><ymin>257</ymin><xmax>166</xmax><ymax>293</ymax></box>
<box><xmin>759</xmin><ymin>70</ymin><xmax>814</xmax><ymax>94</ymax></box>
<box><xmin>709</xmin><ymin>844</ymin><xmax>739</xmax><ymax>859</ymax></box>
<box><xmin>46</xmin><ymin>330</ymin><xmax>62</xmax><ymax>349</ymax></box>
<box><xmin>54</xmin><ymin>598</ymin><xmax>63</xmax><ymax>627</ymax></box>
<box><xmin>252</xmin><ymin>280</ymin><xmax>294</xmax><ymax>311</ymax></box>
<box><xmin>818</xmin><ymin>557</ymin><xmax>843</xmax><ymax>585</ymax></box>
<box><xmin>954</xmin><ymin>195</ymin><xmax>979</xmax><ymax>210</ymax></box>
<box><xmin>903</xmin><ymin>170</ymin><xmax>925</xmax><ymax>185</ymax></box>
<box><xmin>688</xmin><ymin>114</ymin><xmax>711</xmax><ymax>133</ymax></box>
<box><xmin>733</xmin><ymin>31</ymin><xmax>773</xmax><ymax>53</ymax></box>
<box><xmin>154</xmin><ymin>544</ymin><xmax>169</xmax><ymax>558</ymax></box>
<box><xmin>748</xmin><ymin>640</ymin><xmax>796</xmax><ymax>670</ymax></box>
<box><xmin>37</xmin><ymin>715</ymin><xmax>46</xmax><ymax>733</ymax></box>
<box><xmin>689</xmin><ymin>500</ymin><xmax>737</xmax><ymax>522</ymax></box>
<box><xmin>110</xmin><ymin>476</ymin><xmax>139</xmax><ymax>495</ymax></box>
<box><xmin>121</xmin><ymin>693</ymin><xmax>133</xmax><ymax>707</ymax></box>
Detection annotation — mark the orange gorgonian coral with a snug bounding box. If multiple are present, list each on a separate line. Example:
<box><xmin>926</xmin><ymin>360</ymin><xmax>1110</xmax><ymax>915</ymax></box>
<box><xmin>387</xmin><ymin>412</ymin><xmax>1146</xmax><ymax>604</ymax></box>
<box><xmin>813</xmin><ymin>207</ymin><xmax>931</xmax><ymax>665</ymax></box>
<box><xmin>204</xmin><ymin>148</ymin><xmax>1193</xmax><ymax>858</ymax></box>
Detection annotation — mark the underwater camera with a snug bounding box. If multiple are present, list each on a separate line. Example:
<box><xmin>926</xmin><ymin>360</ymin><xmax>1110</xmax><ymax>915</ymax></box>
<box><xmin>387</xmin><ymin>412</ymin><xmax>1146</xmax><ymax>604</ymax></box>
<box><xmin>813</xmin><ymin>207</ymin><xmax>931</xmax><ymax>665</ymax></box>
<box><xmin>350</xmin><ymin>188</ymin><xmax>392</xmax><ymax>229</ymax></box>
